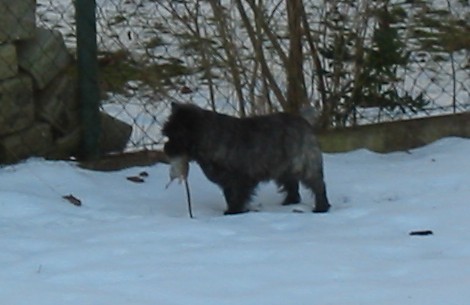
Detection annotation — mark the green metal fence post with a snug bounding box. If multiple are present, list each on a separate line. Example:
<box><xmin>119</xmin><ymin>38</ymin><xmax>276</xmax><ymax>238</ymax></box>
<box><xmin>76</xmin><ymin>0</ymin><xmax>101</xmax><ymax>160</ymax></box>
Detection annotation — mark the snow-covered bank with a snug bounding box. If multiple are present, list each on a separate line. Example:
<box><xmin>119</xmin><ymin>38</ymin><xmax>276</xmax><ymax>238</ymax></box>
<box><xmin>1</xmin><ymin>137</ymin><xmax>469</xmax><ymax>305</ymax></box>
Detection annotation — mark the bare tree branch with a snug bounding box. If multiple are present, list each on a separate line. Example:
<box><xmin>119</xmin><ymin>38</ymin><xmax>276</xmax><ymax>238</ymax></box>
<box><xmin>234</xmin><ymin>0</ymin><xmax>288</xmax><ymax>109</ymax></box>
<box><xmin>207</xmin><ymin>0</ymin><xmax>246</xmax><ymax>116</ymax></box>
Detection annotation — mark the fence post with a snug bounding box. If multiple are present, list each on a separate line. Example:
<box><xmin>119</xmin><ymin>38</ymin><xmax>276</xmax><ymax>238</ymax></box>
<box><xmin>75</xmin><ymin>0</ymin><xmax>101</xmax><ymax>159</ymax></box>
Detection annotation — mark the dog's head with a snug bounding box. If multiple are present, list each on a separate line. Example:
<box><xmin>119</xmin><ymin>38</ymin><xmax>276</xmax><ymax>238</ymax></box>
<box><xmin>162</xmin><ymin>102</ymin><xmax>202</xmax><ymax>158</ymax></box>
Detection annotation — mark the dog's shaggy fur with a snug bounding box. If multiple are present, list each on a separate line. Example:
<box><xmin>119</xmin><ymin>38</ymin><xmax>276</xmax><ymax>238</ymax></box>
<box><xmin>162</xmin><ymin>103</ymin><xmax>330</xmax><ymax>215</ymax></box>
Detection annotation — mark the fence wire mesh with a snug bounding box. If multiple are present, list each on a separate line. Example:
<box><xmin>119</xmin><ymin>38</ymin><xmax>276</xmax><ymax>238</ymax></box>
<box><xmin>1</xmin><ymin>0</ymin><xmax>470</xmax><ymax>161</ymax></box>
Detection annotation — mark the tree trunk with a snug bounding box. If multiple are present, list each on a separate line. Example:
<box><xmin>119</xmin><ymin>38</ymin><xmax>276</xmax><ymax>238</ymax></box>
<box><xmin>286</xmin><ymin>0</ymin><xmax>307</xmax><ymax>114</ymax></box>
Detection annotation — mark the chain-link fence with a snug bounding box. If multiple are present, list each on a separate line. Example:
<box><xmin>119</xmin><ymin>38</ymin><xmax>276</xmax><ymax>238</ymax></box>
<box><xmin>1</xmin><ymin>0</ymin><xmax>469</xmax><ymax>162</ymax></box>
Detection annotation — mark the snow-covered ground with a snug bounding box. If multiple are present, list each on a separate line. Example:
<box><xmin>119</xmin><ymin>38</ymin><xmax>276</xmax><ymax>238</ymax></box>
<box><xmin>1</xmin><ymin>137</ymin><xmax>469</xmax><ymax>304</ymax></box>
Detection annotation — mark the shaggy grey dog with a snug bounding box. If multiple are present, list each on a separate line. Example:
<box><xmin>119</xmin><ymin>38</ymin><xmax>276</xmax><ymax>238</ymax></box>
<box><xmin>162</xmin><ymin>102</ymin><xmax>330</xmax><ymax>215</ymax></box>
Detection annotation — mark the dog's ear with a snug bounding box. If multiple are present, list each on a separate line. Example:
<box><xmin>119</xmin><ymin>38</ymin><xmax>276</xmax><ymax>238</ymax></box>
<box><xmin>171</xmin><ymin>102</ymin><xmax>181</xmax><ymax>112</ymax></box>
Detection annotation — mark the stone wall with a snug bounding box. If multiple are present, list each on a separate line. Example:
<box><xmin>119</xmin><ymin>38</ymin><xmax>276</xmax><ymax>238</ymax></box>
<box><xmin>318</xmin><ymin>112</ymin><xmax>470</xmax><ymax>153</ymax></box>
<box><xmin>0</xmin><ymin>1</ymin><xmax>132</xmax><ymax>164</ymax></box>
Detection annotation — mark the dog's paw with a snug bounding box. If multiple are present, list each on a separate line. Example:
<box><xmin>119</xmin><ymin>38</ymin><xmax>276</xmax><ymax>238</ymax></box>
<box><xmin>312</xmin><ymin>206</ymin><xmax>330</xmax><ymax>213</ymax></box>
<box><xmin>224</xmin><ymin>208</ymin><xmax>249</xmax><ymax>215</ymax></box>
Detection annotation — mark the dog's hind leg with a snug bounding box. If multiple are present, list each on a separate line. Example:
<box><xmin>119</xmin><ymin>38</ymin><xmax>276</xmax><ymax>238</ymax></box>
<box><xmin>301</xmin><ymin>176</ymin><xmax>330</xmax><ymax>213</ymax></box>
<box><xmin>276</xmin><ymin>178</ymin><xmax>301</xmax><ymax>205</ymax></box>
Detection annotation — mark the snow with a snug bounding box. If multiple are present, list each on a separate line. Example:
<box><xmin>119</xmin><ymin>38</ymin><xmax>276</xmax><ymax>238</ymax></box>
<box><xmin>1</xmin><ymin>137</ymin><xmax>470</xmax><ymax>305</ymax></box>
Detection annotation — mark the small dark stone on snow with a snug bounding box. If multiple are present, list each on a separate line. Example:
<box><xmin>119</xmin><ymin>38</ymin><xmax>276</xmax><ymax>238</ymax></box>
<box><xmin>409</xmin><ymin>230</ymin><xmax>433</xmax><ymax>236</ymax></box>
<box><xmin>127</xmin><ymin>176</ymin><xmax>145</xmax><ymax>183</ymax></box>
<box><xmin>62</xmin><ymin>194</ymin><xmax>82</xmax><ymax>206</ymax></box>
